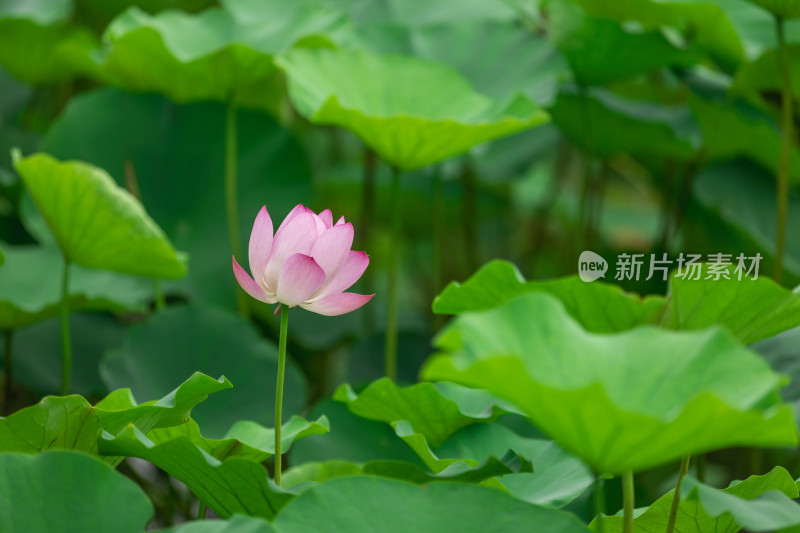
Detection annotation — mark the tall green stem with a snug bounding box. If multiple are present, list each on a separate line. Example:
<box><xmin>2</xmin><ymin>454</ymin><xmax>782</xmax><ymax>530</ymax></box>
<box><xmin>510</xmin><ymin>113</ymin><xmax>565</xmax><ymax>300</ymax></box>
<box><xmin>666</xmin><ymin>455</ymin><xmax>691</xmax><ymax>533</ymax></box>
<box><xmin>3</xmin><ymin>330</ymin><xmax>12</xmax><ymax>416</ymax></box>
<box><xmin>775</xmin><ymin>15</ymin><xmax>794</xmax><ymax>283</ymax></box>
<box><xmin>622</xmin><ymin>471</ymin><xmax>634</xmax><ymax>533</ymax></box>
<box><xmin>274</xmin><ymin>304</ymin><xmax>289</xmax><ymax>485</ymax></box>
<box><xmin>385</xmin><ymin>167</ymin><xmax>402</xmax><ymax>382</ymax></box>
<box><xmin>593</xmin><ymin>472</ymin><xmax>605</xmax><ymax>532</ymax></box>
<box><xmin>60</xmin><ymin>256</ymin><xmax>72</xmax><ymax>396</ymax></box>
<box><xmin>225</xmin><ymin>101</ymin><xmax>248</xmax><ymax>317</ymax></box>
<box><xmin>153</xmin><ymin>278</ymin><xmax>166</xmax><ymax>312</ymax></box>
<box><xmin>360</xmin><ymin>147</ymin><xmax>377</xmax><ymax>334</ymax></box>
<box><xmin>197</xmin><ymin>502</ymin><xmax>206</xmax><ymax>520</ymax></box>
<box><xmin>432</xmin><ymin>168</ymin><xmax>445</xmax><ymax>332</ymax></box>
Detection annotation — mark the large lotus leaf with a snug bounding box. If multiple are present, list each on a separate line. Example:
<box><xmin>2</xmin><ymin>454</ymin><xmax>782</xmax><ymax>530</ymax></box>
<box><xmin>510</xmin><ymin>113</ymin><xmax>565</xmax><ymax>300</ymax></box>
<box><xmin>566</xmin><ymin>0</ymin><xmax>747</xmax><ymax>66</ymax></box>
<box><xmin>590</xmin><ymin>466</ymin><xmax>800</xmax><ymax>532</ymax></box>
<box><xmin>270</xmin><ymin>476</ymin><xmax>590</xmax><ymax>533</ymax></box>
<box><xmin>101</xmin><ymin>3</ymin><xmax>345</xmax><ymax>113</ymax></box>
<box><xmin>101</xmin><ymin>305</ymin><xmax>307</xmax><ymax>437</ymax></box>
<box><xmin>433</xmin><ymin>260</ymin><xmax>666</xmax><ymax>332</ymax></box>
<box><xmin>98</xmin><ymin>423</ymin><xmax>294</xmax><ymax>520</ymax></box>
<box><xmin>13</xmin><ymin>152</ymin><xmax>186</xmax><ymax>278</ymax></box>
<box><xmin>690</xmin><ymin>94</ymin><xmax>800</xmax><ymax>183</ymax></box>
<box><xmin>40</xmin><ymin>89</ymin><xmax>314</xmax><ymax>314</ymax></box>
<box><xmin>276</xmin><ymin>47</ymin><xmax>549</xmax><ymax>170</ymax></box>
<box><xmin>344</xmin><ymin>18</ymin><xmax>569</xmax><ymax>107</ymax></box>
<box><xmin>0</xmin><ymin>451</ymin><xmax>153</xmax><ymax>533</ymax></box>
<box><xmin>0</xmin><ymin>1</ymin><xmax>105</xmax><ymax>85</ymax></box>
<box><xmin>333</xmin><ymin>378</ymin><xmax>515</xmax><ymax>448</ymax></box>
<box><xmin>550</xmin><ymin>86</ymin><xmax>699</xmax><ymax>159</ymax></box>
<box><xmin>746</xmin><ymin>0</ymin><xmax>800</xmax><ymax>18</ymax></box>
<box><xmin>145</xmin><ymin>415</ymin><xmax>330</xmax><ymax>463</ymax></box>
<box><xmin>436</xmin><ymin>259</ymin><xmax>800</xmax><ymax>344</ymax></box>
<box><xmin>423</xmin><ymin>292</ymin><xmax>798</xmax><ymax>474</ymax></box>
<box><xmin>754</xmin><ymin>327</ymin><xmax>800</xmax><ymax>423</ymax></box>
<box><xmin>0</xmin><ymin>372</ymin><xmax>230</xmax><ymax>465</ymax></box>
<box><xmin>319</xmin><ymin>0</ymin><xmax>516</xmax><ymax>27</ymax></box>
<box><xmin>660</xmin><ymin>260</ymin><xmax>800</xmax><ymax>344</ymax></box>
<box><xmin>691</xmin><ymin>160</ymin><xmax>800</xmax><ymax>277</ymax></box>
<box><xmin>0</xmin><ymin>244</ymin><xmax>152</xmax><ymax>330</ymax></box>
<box><xmin>289</xmin><ymin>398</ymin><xmax>424</xmax><ymax>466</ymax></box>
<box><xmin>546</xmin><ymin>0</ymin><xmax>701</xmax><ymax>86</ymax></box>
<box><xmin>158</xmin><ymin>474</ymin><xmax>590</xmax><ymax>533</ymax></box>
<box><xmin>437</xmin><ymin>423</ymin><xmax>594</xmax><ymax>508</ymax></box>
<box><xmin>75</xmin><ymin>0</ymin><xmax>215</xmax><ymax>32</ymax></box>
<box><xmin>160</xmin><ymin>515</ymin><xmax>277</xmax><ymax>533</ymax></box>
<box><xmin>735</xmin><ymin>44</ymin><xmax>800</xmax><ymax>99</ymax></box>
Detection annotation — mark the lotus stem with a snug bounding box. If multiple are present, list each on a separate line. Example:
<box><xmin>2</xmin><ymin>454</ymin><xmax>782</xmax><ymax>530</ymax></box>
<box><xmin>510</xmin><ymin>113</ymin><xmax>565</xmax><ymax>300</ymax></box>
<box><xmin>385</xmin><ymin>166</ymin><xmax>403</xmax><ymax>382</ymax></box>
<box><xmin>60</xmin><ymin>256</ymin><xmax>72</xmax><ymax>396</ymax></box>
<box><xmin>197</xmin><ymin>502</ymin><xmax>206</xmax><ymax>520</ymax></box>
<box><xmin>774</xmin><ymin>15</ymin><xmax>794</xmax><ymax>283</ymax></box>
<box><xmin>153</xmin><ymin>278</ymin><xmax>166</xmax><ymax>312</ymax></box>
<box><xmin>593</xmin><ymin>471</ymin><xmax>605</xmax><ymax>532</ymax></box>
<box><xmin>225</xmin><ymin>100</ymin><xmax>249</xmax><ymax>317</ymax></box>
<box><xmin>622</xmin><ymin>471</ymin><xmax>634</xmax><ymax>533</ymax></box>
<box><xmin>274</xmin><ymin>303</ymin><xmax>289</xmax><ymax>485</ymax></box>
<box><xmin>665</xmin><ymin>454</ymin><xmax>691</xmax><ymax>533</ymax></box>
<box><xmin>432</xmin><ymin>167</ymin><xmax>444</xmax><ymax>332</ymax></box>
<box><xmin>696</xmin><ymin>454</ymin><xmax>706</xmax><ymax>483</ymax></box>
<box><xmin>3</xmin><ymin>330</ymin><xmax>12</xmax><ymax>416</ymax></box>
<box><xmin>360</xmin><ymin>147</ymin><xmax>377</xmax><ymax>334</ymax></box>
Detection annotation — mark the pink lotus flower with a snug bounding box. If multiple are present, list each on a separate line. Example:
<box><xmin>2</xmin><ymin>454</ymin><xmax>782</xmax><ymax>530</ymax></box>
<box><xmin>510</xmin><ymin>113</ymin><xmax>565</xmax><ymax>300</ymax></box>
<box><xmin>232</xmin><ymin>204</ymin><xmax>374</xmax><ymax>316</ymax></box>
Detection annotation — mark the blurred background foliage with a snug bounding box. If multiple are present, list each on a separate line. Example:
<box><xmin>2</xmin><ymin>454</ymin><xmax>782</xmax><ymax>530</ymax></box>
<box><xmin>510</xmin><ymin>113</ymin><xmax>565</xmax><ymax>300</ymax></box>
<box><xmin>1</xmin><ymin>0</ymin><xmax>799</xmax><ymax>525</ymax></box>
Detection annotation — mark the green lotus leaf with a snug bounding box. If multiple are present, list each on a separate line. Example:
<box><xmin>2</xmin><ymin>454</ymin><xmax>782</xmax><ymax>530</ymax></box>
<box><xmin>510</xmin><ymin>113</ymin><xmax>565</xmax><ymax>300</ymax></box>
<box><xmin>333</xmin><ymin>377</ymin><xmax>515</xmax><ymax>448</ymax></box>
<box><xmin>102</xmin><ymin>305</ymin><xmax>308</xmax><ymax>437</ymax></box>
<box><xmin>276</xmin><ymin>47</ymin><xmax>549</xmax><ymax>170</ymax></box>
<box><xmin>0</xmin><ymin>244</ymin><xmax>152</xmax><ymax>330</ymax></box>
<box><xmin>145</xmin><ymin>415</ymin><xmax>330</xmax><ymax>463</ymax></box>
<box><xmin>690</xmin><ymin>161</ymin><xmax>800</xmax><ymax>278</ymax></box>
<box><xmin>285</xmin><ymin>423</ymin><xmax>590</xmax><ymax>508</ymax></box>
<box><xmin>0</xmin><ymin>0</ymin><xmax>105</xmax><ymax>85</ymax></box>
<box><xmin>746</xmin><ymin>0</ymin><xmax>800</xmax><ymax>18</ymax></box>
<box><xmin>438</xmin><ymin>423</ymin><xmax>594</xmax><ymax>508</ymax></box>
<box><xmin>98</xmin><ymin>423</ymin><xmax>294</xmax><ymax>520</ymax></box>
<box><xmin>735</xmin><ymin>44</ymin><xmax>800</xmax><ymax>99</ymax></box>
<box><xmin>271</xmin><ymin>476</ymin><xmax>590</xmax><ymax>533</ymax></box>
<box><xmin>754</xmin><ymin>326</ymin><xmax>800</xmax><ymax>423</ymax></box>
<box><xmin>433</xmin><ymin>260</ymin><xmax>666</xmax><ymax>332</ymax></box>
<box><xmin>566</xmin><ymin>0</ymin><xmax>748</xmax><ymax>66</ymax></box>
<box><xmin>40</xmin><ymin>89</ymin><xmax>316</xmax><ymax>315</ymax></box>
<box><xmin>590</xmin><ymin>466</ymin><xmax>800</xmax><ymax>532</ymax></box>
<box><xmin>289</xmin><ymin>398</ymin><xmax>424</xmax><ymax>466</ymax></box>
<box><xmin>550</xmin><ymin>86</ymin><xmax>699</xmax><ymax>160</ymax></box>
<box><xmin>661</xmin><ymin>261</ymin><xmax>800</xmax><ymax>344</ymax></box>
<box><xmin>342</xmin><ymin>17</ymin><xmax>569</xmax><ymax>107</ymax></box>
<box><xmin>0</xmin><ymin>371</ymin><xmax>230</xmax><ymax>465</ymax></box>
<box><xmin>423</xmin><ymin>292</ymin><xmax>798</xmax><ymax>473</ymax></box>
<box><xmin>158</xmin><ymin>473</ymin><xmax>591</xmax><ymax>532</ymax></box>
<box><xmin>361</xmin><ymin>451</ymin><xmax>531</xmax><ymax>486</ymax></box>
<box><xmin>0</xmin><ymin>451</ymin><xmax>153</xmax><ymax>533</ymax></box>
<box><xmin>13</xmin><ymin>151</ymin><xmax>186</xmax><ymax>278</ymax></box>
<box><xmin>546</xmin><ymin>0</ymin><xmax>701</xmax><ymax>86</ymax></box>
<box><xmin>101</xmin><ymin>2</ymin><xmax>345</xmax><ymax>113</ymax></box>
<box><xmin>434</xmin><ymin>259</ymin><xmax>800</xmax><ymax>344</ymax></box>
<box><xmin>159</xmin><ymin>515</ymin><xmax>277</xmax><ymax>533</ymax></box>
<box><xmin>690</xmin><ymin>94</ymin><xmax>800</xmax><ymax>183</ymax></box>
<box><xmin>321</xmin><ymin>0</ymin><xmax>517</xmax><ymax>27</ymax></box>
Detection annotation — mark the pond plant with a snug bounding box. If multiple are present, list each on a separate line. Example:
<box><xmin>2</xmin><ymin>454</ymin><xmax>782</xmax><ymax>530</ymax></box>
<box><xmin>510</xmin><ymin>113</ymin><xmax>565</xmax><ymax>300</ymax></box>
<box><xmin>0</xmin><ymin>1</ymin><xmax>799</xmax><ymax>532</ymax></box>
